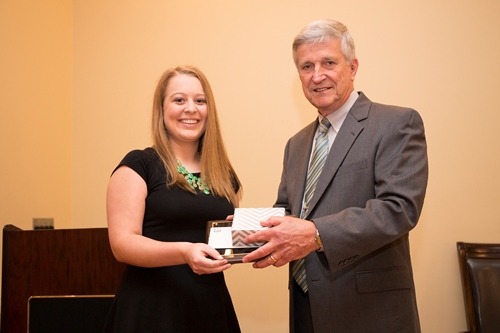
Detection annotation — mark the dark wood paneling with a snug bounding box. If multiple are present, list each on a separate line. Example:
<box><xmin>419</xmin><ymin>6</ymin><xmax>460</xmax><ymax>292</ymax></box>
<box><xmin>1</xmin><ymin>225</ymin><xmax>126</xmax><ymax>332</ymax></box>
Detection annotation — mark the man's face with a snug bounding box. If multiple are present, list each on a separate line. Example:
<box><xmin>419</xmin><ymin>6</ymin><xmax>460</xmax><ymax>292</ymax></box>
<box><xmin>296</xmin><ymin>39</ymin><xmax>358</xmax><ymax>116</ymax></box>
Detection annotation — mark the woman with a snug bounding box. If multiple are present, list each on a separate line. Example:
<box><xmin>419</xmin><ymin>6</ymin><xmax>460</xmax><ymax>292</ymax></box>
<box><xmin>103</xmin><ymin>66</ymin><xmax>242</xmax><ymax>332</ymax></box>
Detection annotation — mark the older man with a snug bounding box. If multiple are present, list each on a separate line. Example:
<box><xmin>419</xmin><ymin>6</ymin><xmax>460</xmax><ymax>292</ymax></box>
<box><xmin>243</xmin><ymin>19</ymin><xmax>428</xmax><ymax>333</ymax></box>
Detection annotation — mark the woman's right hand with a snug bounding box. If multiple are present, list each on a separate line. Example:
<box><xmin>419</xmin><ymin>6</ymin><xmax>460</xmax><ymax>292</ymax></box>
<box><xmin>184</xmin><ymin>243</ymin><xmax>232</xmax><ymax>275</ymax></box>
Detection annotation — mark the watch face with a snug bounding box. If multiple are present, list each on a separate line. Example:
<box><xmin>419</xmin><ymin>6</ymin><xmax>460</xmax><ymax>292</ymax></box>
<box><xmin>315</xmin><ymin>229</ymin><xmax>323</xmax><ymax>251</ymax></box>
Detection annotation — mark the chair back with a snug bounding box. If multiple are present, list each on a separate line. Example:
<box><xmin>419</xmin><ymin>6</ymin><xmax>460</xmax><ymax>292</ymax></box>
<box><xmin>457</xmin><ymin>242</ymin><xmax>500</xmax><ymax>333</ymax></box>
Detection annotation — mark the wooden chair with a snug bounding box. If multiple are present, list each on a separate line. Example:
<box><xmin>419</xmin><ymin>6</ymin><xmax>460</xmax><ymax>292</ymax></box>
<box><xmin>457</xmin><ymin>242</ymin><xmax>500</xmax><ymax>333</ymax></box>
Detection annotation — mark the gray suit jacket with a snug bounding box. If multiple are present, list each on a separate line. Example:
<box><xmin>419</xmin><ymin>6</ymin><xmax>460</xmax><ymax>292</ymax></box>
<box><xmin>276</xmin><ymin>92</ymin><xmax>428</xmax><ymax>332</ymax></box>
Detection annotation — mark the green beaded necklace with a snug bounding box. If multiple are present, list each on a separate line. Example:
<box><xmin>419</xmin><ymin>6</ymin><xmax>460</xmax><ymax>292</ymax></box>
<box><xmin>176</xmin><ymin>159</ymin><xmax>211</xmax><ymax>195</ymax></box>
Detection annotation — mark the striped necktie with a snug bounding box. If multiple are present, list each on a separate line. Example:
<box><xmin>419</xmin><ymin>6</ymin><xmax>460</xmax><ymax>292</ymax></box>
<box><xmin>292</xmin><ymin>117</ymin><xmax>331</xmax><ymax>293</ymax></box>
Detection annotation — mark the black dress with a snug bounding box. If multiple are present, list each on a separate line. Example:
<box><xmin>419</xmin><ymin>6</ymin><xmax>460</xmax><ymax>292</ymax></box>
<box><xmin>103</xmin><ymin>148</ymin><xmax>240</xmax><ymax>333</ymax></box>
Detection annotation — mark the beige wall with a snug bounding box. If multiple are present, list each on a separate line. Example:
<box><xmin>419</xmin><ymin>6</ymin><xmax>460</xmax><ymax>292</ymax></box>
<box><xmin>2</xmin><ymin>0</ymin><xmax>500</xmax><ymax>332</ymax></box>
<box><xmin>1</xmin><ymin>0</ymin><xmax>72</xmax><ymax>230</ymax></box>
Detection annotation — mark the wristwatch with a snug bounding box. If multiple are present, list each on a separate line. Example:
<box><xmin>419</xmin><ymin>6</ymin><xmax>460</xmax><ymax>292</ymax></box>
<box><xmin>314</xmin><ymin>229</ymin><xmax>324</xmax><ymax>252</ymax></box>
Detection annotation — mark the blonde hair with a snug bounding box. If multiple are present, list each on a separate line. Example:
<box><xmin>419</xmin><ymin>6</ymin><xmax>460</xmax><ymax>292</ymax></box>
<box><xmin>151</xmin><ymin>65</ymin><xmax>242</xmax><ymax>204</ymax></box>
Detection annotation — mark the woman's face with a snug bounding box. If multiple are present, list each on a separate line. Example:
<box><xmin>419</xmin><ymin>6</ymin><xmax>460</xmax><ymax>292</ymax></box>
<box><xmin>163</xmin><ymin>74</ymin><xmax>208</xmax><ymax>148</ymax></box>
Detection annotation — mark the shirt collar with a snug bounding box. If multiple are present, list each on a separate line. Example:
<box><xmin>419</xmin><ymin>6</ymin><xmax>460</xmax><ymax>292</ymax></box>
<box><xmin>318</xmin><ymin>90</ymin><xmax>359</xmax><ymax>133</ymax></box>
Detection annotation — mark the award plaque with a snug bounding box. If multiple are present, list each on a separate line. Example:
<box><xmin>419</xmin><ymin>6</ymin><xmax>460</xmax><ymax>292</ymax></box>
<box><xmin>206</xmin><ymin>220</ymin><xmax>260</xmax><ymax>263</ymax></box>
<box><xmin>206</xmin><ymin>207</ymin><xmax>285</xmax><ymax>263</ymax></box>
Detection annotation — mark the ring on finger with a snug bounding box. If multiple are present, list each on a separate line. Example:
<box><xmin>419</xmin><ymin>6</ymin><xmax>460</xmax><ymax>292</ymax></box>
<box><xmin>269</xmin><ymin>254</ymin><xmax>278</xmax><ymax>263</ymax></box>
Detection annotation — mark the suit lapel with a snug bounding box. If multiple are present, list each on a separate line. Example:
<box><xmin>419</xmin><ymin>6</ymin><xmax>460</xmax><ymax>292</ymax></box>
<box><xmin>304</xmin><ymin>93</ymin><xmax>371</xmax><ymax>218</ymax></box>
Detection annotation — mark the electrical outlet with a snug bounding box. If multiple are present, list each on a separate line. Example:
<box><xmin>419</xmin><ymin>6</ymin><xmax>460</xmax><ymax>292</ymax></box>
<box><xmin>33</xmin><ymin>218</ymin><xmax>54</xmax><ymax>230</ymax></box>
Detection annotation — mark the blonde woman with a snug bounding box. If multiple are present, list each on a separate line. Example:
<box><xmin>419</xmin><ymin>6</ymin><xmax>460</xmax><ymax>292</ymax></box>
<box><xmin>104</xmin><ymin>66</ymin><xmax>242</xmax><ymax>332</ymax></box>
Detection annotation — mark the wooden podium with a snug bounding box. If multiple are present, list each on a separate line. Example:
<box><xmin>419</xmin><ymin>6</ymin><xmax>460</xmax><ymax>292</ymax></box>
<box><xmin>1</xmin><ymin>224</ymin><xmax>126</xmax><ymax>332</ymax></box>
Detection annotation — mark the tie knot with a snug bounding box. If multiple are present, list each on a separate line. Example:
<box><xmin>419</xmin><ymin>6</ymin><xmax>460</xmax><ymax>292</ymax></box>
<box><xmin>319</xmin><ymin>117</ymin><xmax>331</xmax><ymax>133</ymax></box>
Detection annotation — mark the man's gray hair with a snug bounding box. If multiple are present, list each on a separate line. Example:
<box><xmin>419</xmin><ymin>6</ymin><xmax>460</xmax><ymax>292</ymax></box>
<box><xmin>292</xmin><ymin>19</ymin><xmax>356</xmax><ymax>68</ymax></box>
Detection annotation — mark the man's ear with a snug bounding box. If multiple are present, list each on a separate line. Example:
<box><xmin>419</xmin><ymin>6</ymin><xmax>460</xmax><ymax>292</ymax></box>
<box><xmin>350</xmin><ymin>58</ymin><xmax>359</xmax><ymax>78</ymax></box>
